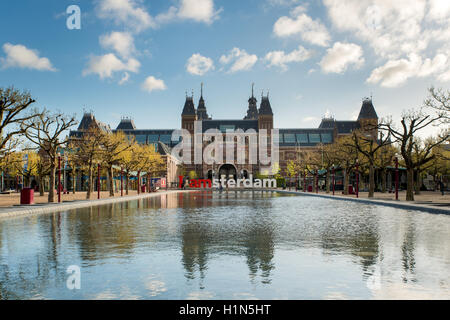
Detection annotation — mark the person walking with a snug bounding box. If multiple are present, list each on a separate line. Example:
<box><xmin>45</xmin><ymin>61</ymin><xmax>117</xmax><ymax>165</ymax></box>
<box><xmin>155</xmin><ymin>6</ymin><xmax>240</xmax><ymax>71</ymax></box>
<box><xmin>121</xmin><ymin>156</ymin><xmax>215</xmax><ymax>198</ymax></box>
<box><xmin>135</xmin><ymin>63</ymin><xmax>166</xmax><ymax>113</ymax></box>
<box><xmin>439</xmin><ymin>180</ymin><xmax>445</xmax><ymax>196</ymax></box>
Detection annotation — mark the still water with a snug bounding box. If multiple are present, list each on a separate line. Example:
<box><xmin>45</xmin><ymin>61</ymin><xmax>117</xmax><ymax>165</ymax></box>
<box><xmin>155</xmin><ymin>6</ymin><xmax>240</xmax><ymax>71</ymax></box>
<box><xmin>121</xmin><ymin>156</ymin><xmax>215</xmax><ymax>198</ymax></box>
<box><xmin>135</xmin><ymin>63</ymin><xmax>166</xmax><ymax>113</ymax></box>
<box><xmin>0</xmin><ymin>191</ymin><xmax>449</xmax><ymax>300</ymax></box>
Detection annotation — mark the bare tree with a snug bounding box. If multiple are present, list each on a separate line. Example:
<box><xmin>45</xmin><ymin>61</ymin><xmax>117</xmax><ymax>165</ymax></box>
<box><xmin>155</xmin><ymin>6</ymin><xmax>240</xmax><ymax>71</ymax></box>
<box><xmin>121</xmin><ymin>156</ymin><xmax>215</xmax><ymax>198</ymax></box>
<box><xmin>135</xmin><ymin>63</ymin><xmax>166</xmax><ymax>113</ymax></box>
<box><xmin>349</xmin><ymin>125</ymin><xmax>392</xmax><ymax>198</ymax></box>
<box><xmin>380</xmin><ymin>110</ymin><xmax>449</xmax><ymax>201</ymax></box>
<box><xmin>21</xmin><ymin>109</ymin><xmax>78</xmax><ymax>202</ymax></box>
<box><xmin>0</xmin><ymin>87</ymin><xmax>37</xmax><ymax>153</ymax></box>
<box><xmin>424</xmin><ymin>87</ymin><xmax>449</xmax><ymax>125</ymax></box>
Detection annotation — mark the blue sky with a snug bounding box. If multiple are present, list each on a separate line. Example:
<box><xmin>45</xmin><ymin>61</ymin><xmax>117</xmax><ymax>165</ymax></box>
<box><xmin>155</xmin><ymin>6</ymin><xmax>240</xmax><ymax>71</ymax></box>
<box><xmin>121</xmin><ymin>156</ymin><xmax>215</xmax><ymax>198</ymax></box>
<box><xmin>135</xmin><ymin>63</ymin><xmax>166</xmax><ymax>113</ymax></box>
<box><xmin>0</xmin><ymin>0</ymin><xmax>449</xmax><ymax>135</ymax></box>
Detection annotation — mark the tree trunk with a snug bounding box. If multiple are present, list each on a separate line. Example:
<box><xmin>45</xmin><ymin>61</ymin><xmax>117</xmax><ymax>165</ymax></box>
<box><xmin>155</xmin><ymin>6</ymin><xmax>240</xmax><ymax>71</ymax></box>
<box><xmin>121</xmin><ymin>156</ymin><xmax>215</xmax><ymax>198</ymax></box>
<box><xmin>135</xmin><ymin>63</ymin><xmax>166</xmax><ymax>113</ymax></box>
<box><xmin>406</xmin><ymin>167</ymin><xmax>415</xmax><ymax>201</ymax></box>
<box><xmin>415</xmin><ymin>167</ymin><xmax>421</xmax><ymax>195</ymax></box>
<box><xmin>381</xmin><ymin>168</ymin><xmax>387</xmax><ymax>193</ymax></box>
<box><xmin>147</xmin><ymin>172</ymin><xmax>151</xmax><ymax>193</ymax></box>
<box><xmin>86</xmin><ymin>167</ymin><xmax>92</xmax><ymax>200</ymax></box>
<box><xmin>109</xmin><ymin>165</ymin><xmax>115</xmax><ymax>197</ymax></box>
<box><xmin>343</xmin><ymin>169</ymin><xmax>349</xmax><ymax>195</ymax></box>
<box><xmin>368</xmin><ymin>164</ymin><xmax>375</xmax><ymax>198</ymax></box>
<box><xmin>48</xmin><ymin>165</ymin><xmax>56</xmax><ymax>202</ymax></box>
<box><xmin>126</xmin><ymin>171</ymin><xmax>129</xmax><ymax>195</ymax></box>
<box><xmin>39</xmin><ymin>175</ymin><xmax>44</xmax><ymax>196</ymax></box>
<box><xmin>72</xmin><ymin>168</ymin><xmax>76</xmax><ymax>194</ymax></box>
<box><xmin>326</xmin><ymin>171</ymin><xmax>330</xmax><ymax>193</ymax></box>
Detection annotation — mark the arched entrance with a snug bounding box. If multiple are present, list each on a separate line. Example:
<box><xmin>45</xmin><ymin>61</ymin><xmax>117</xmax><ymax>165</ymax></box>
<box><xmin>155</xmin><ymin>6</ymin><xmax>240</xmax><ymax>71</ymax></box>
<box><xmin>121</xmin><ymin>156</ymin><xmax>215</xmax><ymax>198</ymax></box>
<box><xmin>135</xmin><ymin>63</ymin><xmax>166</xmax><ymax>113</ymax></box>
<box><xmin>218</xmin><ymin>164</ymin><xmax>237</xmax><ymax>180</ymax></box>
<box><xmin>207</xmin><ymin>170</ymin><xmax>213</xmax><ymax>180</ymax></box>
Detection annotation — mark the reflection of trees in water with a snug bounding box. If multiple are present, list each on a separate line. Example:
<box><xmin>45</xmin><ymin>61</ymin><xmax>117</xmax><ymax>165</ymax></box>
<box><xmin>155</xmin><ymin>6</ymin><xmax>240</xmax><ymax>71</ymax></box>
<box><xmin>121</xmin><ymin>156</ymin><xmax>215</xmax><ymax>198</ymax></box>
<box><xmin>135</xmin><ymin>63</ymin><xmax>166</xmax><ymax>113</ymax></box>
<box><xmin>401</xmin><ymin>219</ymin><xmax>416</xmax><ymax>283</ymax></box>
<box><xmin>179</xmin><ymin>191</ymin><xmax>276</xmax><ymax>285</ymax></box>
<box><xmin>320</xmin><ymin>209</ymin><xmax>380</xmax><ymax>274</ymax></box>
<box><xmin>244</xmin><ymin>223</ymin><xmax>275</xmax><ymax>284</ymax></box>
<box><xmin>181</xmin><ymin>220</ymin><xmax>210</xmax><ymax>283</ymax></box>
<box><xmin>73</xmin><ymin>203</ymin><xmax>139</xmax><ymax>262</ymax></box>
<box><xmin>0</xmin><ymin>213</ymin><xmax>66</xmax><ymax>299</ymax></box>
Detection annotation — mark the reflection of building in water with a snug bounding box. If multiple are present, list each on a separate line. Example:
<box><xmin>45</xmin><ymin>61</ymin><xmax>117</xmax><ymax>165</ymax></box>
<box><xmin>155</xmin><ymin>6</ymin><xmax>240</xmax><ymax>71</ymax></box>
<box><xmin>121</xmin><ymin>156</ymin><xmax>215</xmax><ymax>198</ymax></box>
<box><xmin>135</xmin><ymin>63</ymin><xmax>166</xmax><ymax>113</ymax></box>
<box><xmin>319</xmin><ymin>206</ymin><xmax>450</xmax><ymax>299</ymax></box>
<box><xmin>179</xmin><ymin>192</ymin><xmax>275</xmax><ymax>285</ymax></box>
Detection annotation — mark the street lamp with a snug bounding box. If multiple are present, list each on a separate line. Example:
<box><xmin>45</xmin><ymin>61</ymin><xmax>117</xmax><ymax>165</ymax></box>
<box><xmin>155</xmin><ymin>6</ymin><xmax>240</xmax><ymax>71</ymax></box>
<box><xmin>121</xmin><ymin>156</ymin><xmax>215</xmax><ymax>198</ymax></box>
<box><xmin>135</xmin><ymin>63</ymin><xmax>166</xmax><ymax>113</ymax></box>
<box><xmin>395</xmin><ymin>154</ymin><xmax>399</xmax><ymax>201</ymax></box>
<box><xmin>58</xmin><ymin>155</ymin><xmax>61</xmax><ymax>203</ymax></box>
<box><xmin>332</xmin><ymin>165</ymin><xmax>335</xmax><ymax>196</ymax></box>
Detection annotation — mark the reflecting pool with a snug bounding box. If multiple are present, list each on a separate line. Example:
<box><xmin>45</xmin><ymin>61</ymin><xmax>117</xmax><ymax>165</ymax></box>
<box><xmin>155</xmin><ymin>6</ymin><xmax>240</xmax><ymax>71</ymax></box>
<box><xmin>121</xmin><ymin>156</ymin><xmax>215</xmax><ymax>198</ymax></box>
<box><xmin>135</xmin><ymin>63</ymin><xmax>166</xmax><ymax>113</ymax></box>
<box><xmin>0</xmin><ymin>191</ymin><xmax>449</xmax><ymax>299</ymax></box>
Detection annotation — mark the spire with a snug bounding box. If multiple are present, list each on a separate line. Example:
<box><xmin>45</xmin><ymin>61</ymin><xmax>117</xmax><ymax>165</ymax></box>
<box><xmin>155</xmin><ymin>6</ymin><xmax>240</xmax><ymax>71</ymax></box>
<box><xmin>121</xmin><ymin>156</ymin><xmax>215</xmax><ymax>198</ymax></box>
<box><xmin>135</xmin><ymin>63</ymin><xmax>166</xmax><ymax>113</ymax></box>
<box><xmin>244</xmin><ymin>82</ymin><xmax>258</xmax><ymax>120</ymax></box>
<box><xmin>196</xmin><ymin>82</ymin><xmax>210</xmax><ymax>120</ymax></box>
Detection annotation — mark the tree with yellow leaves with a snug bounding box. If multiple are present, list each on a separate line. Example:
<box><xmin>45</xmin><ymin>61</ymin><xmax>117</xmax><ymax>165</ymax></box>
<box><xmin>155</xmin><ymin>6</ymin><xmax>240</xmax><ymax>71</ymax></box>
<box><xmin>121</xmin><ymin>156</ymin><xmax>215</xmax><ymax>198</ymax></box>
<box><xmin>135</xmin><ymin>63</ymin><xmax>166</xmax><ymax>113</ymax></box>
<box><xmin>11</xmin><ymin>151</ymin><xmax>39</xmax><ymax>187</ymax></box>
<box><xmin>100</xmin><ymin>131</ymin><xmax>133</xmax><ymax>196</ymax></box>
<box><xmin>72</xmin><ymin>126</ymin><xmax>104</xmax><ymax>199</ymax></box>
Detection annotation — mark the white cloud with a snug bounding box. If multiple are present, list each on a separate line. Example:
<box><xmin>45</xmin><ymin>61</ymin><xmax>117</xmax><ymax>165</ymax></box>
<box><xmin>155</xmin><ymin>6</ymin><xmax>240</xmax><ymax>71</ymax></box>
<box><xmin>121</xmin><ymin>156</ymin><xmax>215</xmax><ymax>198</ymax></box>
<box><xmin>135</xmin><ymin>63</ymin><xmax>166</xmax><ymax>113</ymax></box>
<box><xmin>141</xmin><ymin>76</ymin><xmax>167</xmax><ymax>92</ymax></box>
<box><xmin>264</xmin><ymin>45</ymin><xmax>313</xmax><ymax>71</ymax></box>
<box><xmin>178</xmin><ymin>0</ymin><xmax>220</xmax><ymax>24</ymax></box>
<box><xmin>97</xmin><ymin>0</ymin><xmax>155</xmax><ymax>32</ymax></box>
<box><xmin>323</xmin><ymin>0</ymin><xmax>450</xmax><ymax>59</ymax></box>
<box><xmin>83</xmin><ymin>53</ymin><xmax>140</xmax><ymax>79</ymax></box>
<box><xmin>367</xmin><ymin>53</ymin><xmax>449</xmax><ymax>87</ymax></box>
<box><xmin>320</xmin><ymin>42</ymin><xmax>364</xmax><ymax>74</ymax></box>
<box><xmin>273</xmin><ymin>6</ymin><xmax>330</xmax><ymax>46</ymax></box>
<box><xmin>186</xmin><ymin>53</ymin><xmax>214</xmax><ymax>76</ymax></box>
<box><xmin>99</xmin><ymin>31</ymin><xmax>135</xmax><ymax>59</ymax></box>
<box><xmin>427</xmin><ymin>0</ymin><xmax>450</xmax><ymax>21</ymax></box>
<box><xmin>1</xmin><ymin>43</ymin><xmax>56</xmax><ymax>71</ymax></box>
<box><xmin>119</xmin><ymin>72</ymin><xmax>130</xmax><ymax>85</ymax></box>
<box><xmin>219</xmin><ymin>48</ymin><xmax>258</xmax><ymax>73</ymax></box>
<box><xmin>98</xmin><ymin>0</ymin><xmax>221</xmax><ymax>30</ymax></box>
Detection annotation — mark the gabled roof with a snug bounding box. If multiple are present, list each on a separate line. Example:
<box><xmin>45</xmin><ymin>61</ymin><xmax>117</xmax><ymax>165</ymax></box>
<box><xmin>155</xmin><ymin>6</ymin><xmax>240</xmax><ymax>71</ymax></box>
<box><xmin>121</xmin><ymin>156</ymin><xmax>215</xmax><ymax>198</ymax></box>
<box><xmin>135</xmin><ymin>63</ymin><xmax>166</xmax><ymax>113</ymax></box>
<box><xmin>259</xmin><ymin>96</ymin><xmax>273</xmax><ymax>116</ymax></box>
<box><xmin>182</xmin><ymin>97</ymin><xmax>196</xmax><ymax>116</ymax></box>
<box><xmin>358</xmin><ymin>98</ymin><xmax>378</xmax><ymax>120</ymax></box>
<box><xmin>116</xmin><ymin>118</ymin><xmax>136</xmax><ymax>130</ymax></box>
<box><xmin>77</xmin><ymin>112</ymin><xmax>111</xmax><ymax>133</ymax></box>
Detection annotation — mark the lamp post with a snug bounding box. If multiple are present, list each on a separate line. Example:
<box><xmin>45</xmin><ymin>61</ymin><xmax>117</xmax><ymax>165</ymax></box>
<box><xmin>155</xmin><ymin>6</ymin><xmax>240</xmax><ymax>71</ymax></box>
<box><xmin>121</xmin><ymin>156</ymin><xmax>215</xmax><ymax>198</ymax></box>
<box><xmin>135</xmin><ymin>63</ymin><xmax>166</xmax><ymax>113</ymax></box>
<box><xmin>303</xmin><ymin>171</ymin><xmax>307</xmax><ymax>192</ymax></box>
<box><xmin>332</xmin><ymin>165</ymin><xmax>335</xmax><ymax>196</ymax></box>
<box><xmin>97</xmin><ymin>163</ymin><xmax>100</xmax><ymax>200</ymax></box>
<box><xmin>137</xmin><ymin>170</ymin><xmax>141</xmax><ymax>195</ymax></box>
<box><xmin>395</xmin><ymin>155</ymin><xmax>399</xmax><ymax>201</ymax></box>
<box><xmin>355</xmin><ymin>159</ymin><xmax>359</xmax><ymax>198</ymax></box>
<box><xmin>315</xmin><ymin>169</ymin><xmax>319</xmax><ymax>194</ymax></box>
<box><xmin>120</xmin><ymin>167</ymin><xmax>123</xmax><ymax>197</ymax></box>
<box><xmin>58</xmin><ymin>156</ymin><xmax>61</xmax><ymax>203</ymax></box>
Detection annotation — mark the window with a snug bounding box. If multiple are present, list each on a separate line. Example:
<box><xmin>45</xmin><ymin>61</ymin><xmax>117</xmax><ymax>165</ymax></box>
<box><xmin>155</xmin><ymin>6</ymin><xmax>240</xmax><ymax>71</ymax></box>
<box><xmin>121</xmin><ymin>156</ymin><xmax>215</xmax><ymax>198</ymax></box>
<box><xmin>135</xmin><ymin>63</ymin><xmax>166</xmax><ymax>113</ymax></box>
<box><xmin>284</xmin><ymin>134</ymin><xmax>296</xmax><ymax>143</ymax></box>
<box><xmin>321</xmin><ymin>133</ymin><xmax>332</xmax><ymax>143</ymax></box>
<box><xmin>159</xmin><ymin>135</ymin><xmax>171</xmax><ymax>144</ymax></box>
<box><xmin>220</xmin><ymin>125</ymin><xmax>235</xmax><ymax>133</ymax></box>
<box><xmin>296</xmin><ymin>133</ymin><xmax>308</xmax><ymax>143</ymax></box>
<box><xmin>148</xmin><ymin>134</ymin><xmax>159</xmax><ymax>143</ymax></box>
<box><xmin>135</xmin><ymin>135</ymin><xmax>147</xmax><ymax>144</ymax></box>
<box><xmin>279</xmin><ymin>134</ymin><xmax>284</xmax><ymax>143</ymax></box>
<box><xmin>309</xmin><ymin>133</ymin><xmax>321</xmax><ymax>143</ymax></box>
